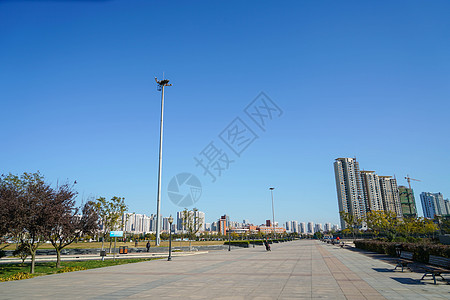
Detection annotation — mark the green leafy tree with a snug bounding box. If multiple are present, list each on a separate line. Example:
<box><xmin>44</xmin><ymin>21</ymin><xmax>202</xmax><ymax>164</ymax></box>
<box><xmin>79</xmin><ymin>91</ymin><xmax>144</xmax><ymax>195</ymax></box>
<box><xmin>94</xmin><ymin>196</ymin><xmax>128</xmax><ymax>252</ymax></box>
<box><xmin>181</xmin><ymin>208</ymin><xmax>203</xmax><ymax>250</ymax></box>
<box><xmin>340</xmin><ymin>211</ymin><xmax>361</xmax><ymax>239</ymax></box>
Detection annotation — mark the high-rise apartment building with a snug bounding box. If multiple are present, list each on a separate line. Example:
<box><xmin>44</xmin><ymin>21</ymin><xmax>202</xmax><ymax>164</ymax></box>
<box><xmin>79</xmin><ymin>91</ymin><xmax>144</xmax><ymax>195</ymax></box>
<box><xmin>285</xmin><ymin>221</ymin><xmax>291</xmax><ymax>232</ymax></box>
<box><xmin>398</xmin><ymin>186</ymin><xmax>417</xmax><ymax>218</ymax></box>
<box><xmin>334</xmin><ymin>158</ymin><xmax>365</xmax><ymax>228</ymax></box>
<box><xmin>378</xmin><ymin>176</ymin><xmax>402</xmax><ymax>218</ymax></box>
<box><xmin>314</xmin><ymin>223</ymin><xmax>322</xmax><ymax>233</ymax></box>
<box><xmin>176</xmin><ymin>210</ymin><xmax>205</xmax><ymax>232</ymax></box>
<box><xmin>421</xmin><ymin>192</ymin><xmax>448</xmax><ymax>218</ymax></box>
<box><xmin>307</xmin><ymin>222</ymin><xmax>314</xmax><ymax>234</ymax></box>
<box><xmin>445</xmin><ymin>200</ymin><xmax>450</xmax><ymax>217</ymax></box>
<box><xmin>292</xmin><ymin>221</ymin><xmax>298</xmax><ymax>233</ymax></box>
<box><xmin>360</xmin><ymin>171</ymin><xmax>384</xmax><ymax>211</ymax></box>
<box><xmin>219</xmin><ymin>215</ymin><xmax>227</xmax><ymax>235</ymax></box>
<box><xmin>299</xmin><ymin>222</ymin><xmax>306</xmax><ymax>234</ymax></box>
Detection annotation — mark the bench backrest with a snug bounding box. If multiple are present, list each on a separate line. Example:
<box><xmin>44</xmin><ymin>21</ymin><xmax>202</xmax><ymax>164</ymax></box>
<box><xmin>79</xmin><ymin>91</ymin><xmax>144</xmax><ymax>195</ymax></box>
<box><xmin>400</xmin><ymin>251</ymin><xmax>413</xmax><ymax>260</ymax></box>
<box><xmin>429</xmin><ymin>255</ymin><xmax>450</xmax><ymax>268</ymax></box>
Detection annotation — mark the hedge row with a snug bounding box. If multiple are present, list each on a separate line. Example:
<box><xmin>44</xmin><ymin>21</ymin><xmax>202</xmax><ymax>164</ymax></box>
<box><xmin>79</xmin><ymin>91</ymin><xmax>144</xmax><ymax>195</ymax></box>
<box><xmin>223</xmin><ymin>241</ymin><xmax>250</xmax><ymax>247</ymax></box>
<box><xmin>354</xmin><ymin>240</ymin><xmax>450</xmax><ymax>263</ymax></box>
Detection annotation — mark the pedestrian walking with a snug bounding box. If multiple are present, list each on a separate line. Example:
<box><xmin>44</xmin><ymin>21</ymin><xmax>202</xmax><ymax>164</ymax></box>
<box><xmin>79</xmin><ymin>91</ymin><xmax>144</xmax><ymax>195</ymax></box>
<box><xmin>146</xmin><ymin>241</ymin><xmax>151</xmax><ymax>252</ymax></box>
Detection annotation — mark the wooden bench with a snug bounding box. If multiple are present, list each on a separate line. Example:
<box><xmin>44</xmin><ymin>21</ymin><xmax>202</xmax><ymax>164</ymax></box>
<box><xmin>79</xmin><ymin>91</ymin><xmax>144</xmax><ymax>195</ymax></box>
<box><xmin>420</xmin><ymin>255</ymin><xmax>450</xmax><ymax>284</ymax></box>
<box><xmin>394</xmin><ymin>251</ymin><xmax>413</xmax><ymax>272</ymax></box>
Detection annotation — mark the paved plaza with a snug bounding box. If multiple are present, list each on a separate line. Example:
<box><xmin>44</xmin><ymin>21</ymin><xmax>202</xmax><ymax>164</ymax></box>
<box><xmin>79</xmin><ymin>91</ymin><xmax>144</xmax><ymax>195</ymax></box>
<box><xmin>1</xmin><ymin>240</ymin><xmax>450</xmax><ymax>299</ymax></box>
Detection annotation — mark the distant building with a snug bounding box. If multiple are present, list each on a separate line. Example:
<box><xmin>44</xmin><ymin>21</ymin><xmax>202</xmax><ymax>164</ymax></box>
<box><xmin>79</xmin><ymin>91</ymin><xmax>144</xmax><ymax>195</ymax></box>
<box><xmin>299</xmin><ymin>222</ymin><xmax>306</xmax><ymax>234</ymax></box>
<box><xmin>421</xmin><ymin>192</ymin><xmax>448</xmax><ymax>218</ymax></box>
<box><xmin>292</xmin><ymin>221</ymin><xmax>298</xmax><ymax>233</ymax></box>
<box><xmin>219</xmin><ymin>215</ymin><xmax>227</xmax><ymax>235</ymax></box>
<box><xmin>324</xmin><ymin>223</ymin><xmax>332</xmax><ymax>232</ymax></box>
<box><xmin>258</xmin><ymin>226</ymin><xmax>286</xmax><ymax>234</ymax></box>
<box><xmin>334</xmin><ymin>158</ymin><xmax>365</xmax><ymax>229</ymax></box>
<box><xmin>378</xmin><ymin>176</ymin><xmax>402</xmax><ymax>218</ymax></box>
<box><xmin>211</xmin><ymin>221</ymin><xmax>218</xmax><ymax>232</ymax></box>
<box><xmin>285</xmin><ymin>221</ymin><xmax>291</xmax><ymax>232</ymax></box>
<box><xmin>398</xmin><ymin>186</ymin><xmax>417</xmax><ymax>218</ymax></box>
<box><xmin>307</xmin><ymin>222</ymin><xmax>314</xmax><ymax>234</ymax></box>
<box><xmin>360</xmin><ymin>171</ymin><xmax>384</xmax><ymax>212</ymax></box>
<box><xmin>314</xmin><ymin>223</ymin><xmax>322</xmax><ymax>233</ymax></box>
<box><xmin>445</xmin><ymin>200</ymin><xmax>450</xmax><ymax>217</ymax></box>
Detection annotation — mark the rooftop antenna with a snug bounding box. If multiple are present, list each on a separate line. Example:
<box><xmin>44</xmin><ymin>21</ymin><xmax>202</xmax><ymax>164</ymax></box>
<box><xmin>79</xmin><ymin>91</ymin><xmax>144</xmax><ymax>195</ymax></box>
<box><xmin>154</xmin><ymin>76</ymin><xmax>172</xmax><ymax>246</ymax></box>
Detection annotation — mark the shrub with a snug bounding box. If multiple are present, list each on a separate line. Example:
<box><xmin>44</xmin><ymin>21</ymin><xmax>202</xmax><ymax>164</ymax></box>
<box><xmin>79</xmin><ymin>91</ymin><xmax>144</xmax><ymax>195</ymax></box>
<box><xmin>354</xmin><ymin>240</ymin><xmax>450</xmax><ymax>263</ymax></box>
<box><xmin>223</xmin><ymin>241</ymin><xmax>249</xmax><ymax>247</ymax></box>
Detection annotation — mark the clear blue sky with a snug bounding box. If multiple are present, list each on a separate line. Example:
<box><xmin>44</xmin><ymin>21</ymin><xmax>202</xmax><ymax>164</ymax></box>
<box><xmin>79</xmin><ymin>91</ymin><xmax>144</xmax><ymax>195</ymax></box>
<box><xmin>1</xmin><ymin>0</ymin><xmax>449</xmax><ymax>226</ymax></box>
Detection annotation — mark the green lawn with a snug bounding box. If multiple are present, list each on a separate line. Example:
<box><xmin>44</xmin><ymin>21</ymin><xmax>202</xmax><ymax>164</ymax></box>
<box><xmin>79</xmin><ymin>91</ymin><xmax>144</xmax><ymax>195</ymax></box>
<box><xmin>0</xmin><ymin>257</ymin><xmax>161</xmax><ymax>282</ymax></box>
<box><xmin>2</xmin><ymin>240</ymin><xmax>224</xmax><ymax>250</ymax></box>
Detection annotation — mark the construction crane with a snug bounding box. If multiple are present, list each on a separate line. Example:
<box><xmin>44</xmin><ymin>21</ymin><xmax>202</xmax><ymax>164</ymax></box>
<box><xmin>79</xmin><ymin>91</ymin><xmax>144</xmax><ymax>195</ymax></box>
<box><xmin>404</xmin><ymin>175</ymin><xmax>421</xmax><ymax>217</ymax></box>
<box><xmin>405</xmin><ymin>174</ymin><xmax>421</xmax><ymax>190</ymax></box>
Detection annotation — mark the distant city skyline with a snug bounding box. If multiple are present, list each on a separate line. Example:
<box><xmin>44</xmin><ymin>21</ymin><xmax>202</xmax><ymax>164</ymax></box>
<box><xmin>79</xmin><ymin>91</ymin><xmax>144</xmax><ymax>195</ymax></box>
<box><xmin>333</xmin><ymin>157</ymin><xmax>450</xmax><ymax>226</ymax></box>
<box><xmin>1</xmin><ymin>1</ymin><xmax>449</xmax><ymax>225</ymax></box>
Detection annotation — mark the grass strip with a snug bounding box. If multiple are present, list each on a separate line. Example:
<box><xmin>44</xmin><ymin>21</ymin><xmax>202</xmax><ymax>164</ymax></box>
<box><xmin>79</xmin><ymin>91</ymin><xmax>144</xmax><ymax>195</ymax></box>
<box><xmin>0</xmin><ymin>257</ymin><xmax>161</xmax><ymax>282</ymax></box>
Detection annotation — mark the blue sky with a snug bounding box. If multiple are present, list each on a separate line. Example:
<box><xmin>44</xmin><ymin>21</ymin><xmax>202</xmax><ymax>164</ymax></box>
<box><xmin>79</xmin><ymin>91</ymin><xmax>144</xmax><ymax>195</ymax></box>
<box><xmin>1</xmin><ymin>0</ymin><xmax>449</xmax><ymax>225</ymax></box>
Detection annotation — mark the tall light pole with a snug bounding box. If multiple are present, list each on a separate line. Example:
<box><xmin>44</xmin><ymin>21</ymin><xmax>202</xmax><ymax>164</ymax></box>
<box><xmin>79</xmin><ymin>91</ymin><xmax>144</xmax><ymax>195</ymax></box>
<box><xmin>155</xmin><ymin>77</ymin><xmax>172</xmax><ymax>246</ymax></box>
<box><xmin>270</xmin><ymin>187</ymin><xmax>275</xmax><ymax>238</ymax></box>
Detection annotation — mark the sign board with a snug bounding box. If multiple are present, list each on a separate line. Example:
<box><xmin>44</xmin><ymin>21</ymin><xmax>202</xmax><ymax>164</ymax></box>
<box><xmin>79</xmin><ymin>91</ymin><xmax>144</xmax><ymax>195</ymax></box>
<box><xmin>110</xmin><ymin>231</ymin><xmax>124</xmax><ymax>237</ymax></box>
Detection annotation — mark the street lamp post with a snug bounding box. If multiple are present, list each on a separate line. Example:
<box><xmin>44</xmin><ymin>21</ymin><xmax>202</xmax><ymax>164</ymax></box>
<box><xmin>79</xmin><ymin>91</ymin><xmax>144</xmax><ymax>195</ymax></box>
<box><xmin>168</xmin><ymin>215</ymin><xmax>173</xmax><ymax>261</ymax></box>
<box><xmin>155</xmin><ymin>77</ymin><xmax>172</xmax><ymax>246</ymax></box>
<box><xmin>270</xmin><ymin>187</ymin><xmax>275</xmax><ymax>239</ymax></box>
<box><xmin>228</xmin><ymin>216</ymin><xmax>231</xmax><ymax>251</ymax></box>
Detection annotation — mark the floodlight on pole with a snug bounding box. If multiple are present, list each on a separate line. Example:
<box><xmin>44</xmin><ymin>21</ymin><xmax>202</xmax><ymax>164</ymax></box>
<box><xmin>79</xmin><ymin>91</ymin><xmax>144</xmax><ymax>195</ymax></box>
<box><xmin>155</xmin><ymin>77</ymin><xmax>172</xmax><ymax>246</ymax></box>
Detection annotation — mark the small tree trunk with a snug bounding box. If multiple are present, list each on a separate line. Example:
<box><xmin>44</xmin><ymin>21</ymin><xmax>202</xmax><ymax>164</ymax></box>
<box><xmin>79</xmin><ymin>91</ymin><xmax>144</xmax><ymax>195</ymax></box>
<box><xmin>30</xmin><ymin>250</ymin><xmax>36</xmax><ymax>274</ymax></box>
<box><xmin>56</xmin><ymin>248</ymin><xmax>61</xmax><ymax>268</ymax></box>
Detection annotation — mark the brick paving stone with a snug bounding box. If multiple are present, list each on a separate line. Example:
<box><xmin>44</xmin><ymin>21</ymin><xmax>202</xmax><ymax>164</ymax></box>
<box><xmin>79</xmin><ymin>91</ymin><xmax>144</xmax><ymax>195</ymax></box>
<box><xmin>1</xmin><ymin>240</ymin><xmax>450</xmax><ymax>299</ymax></box>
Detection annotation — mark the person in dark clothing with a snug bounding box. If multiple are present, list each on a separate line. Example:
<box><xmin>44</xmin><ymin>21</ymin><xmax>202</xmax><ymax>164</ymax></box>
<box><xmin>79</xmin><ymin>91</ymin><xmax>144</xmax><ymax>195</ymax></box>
<box><xmin>264</xmin><ymin>239</ymin><xmax>271</xmax><ymax>251</ymax></box>
<box><xmin>146</xmin><ymin>241</ymin><xmax>151</xmax><ymax>252</ymax></box>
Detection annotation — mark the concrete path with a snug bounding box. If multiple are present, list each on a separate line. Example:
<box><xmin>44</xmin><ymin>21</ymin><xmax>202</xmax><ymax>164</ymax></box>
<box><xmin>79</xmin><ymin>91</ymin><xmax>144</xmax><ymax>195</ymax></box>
<box><xmin>1</xmin><ymin>240</ymin><xmax>450</xmax><ymax>299</ymax></box>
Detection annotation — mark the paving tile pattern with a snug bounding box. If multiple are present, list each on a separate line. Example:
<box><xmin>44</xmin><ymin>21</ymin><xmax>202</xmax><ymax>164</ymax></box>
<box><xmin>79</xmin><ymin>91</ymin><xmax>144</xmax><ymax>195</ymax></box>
<box><xmin>1</xmin><ymin>240</ymin><xmax>450</xmax><ymax>299</ymax></box>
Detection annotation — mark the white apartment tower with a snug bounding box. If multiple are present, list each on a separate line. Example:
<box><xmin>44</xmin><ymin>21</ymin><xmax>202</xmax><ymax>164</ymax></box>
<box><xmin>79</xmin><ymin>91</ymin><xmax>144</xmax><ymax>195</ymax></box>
<box><xmin>360</xmin><ymin>171</ymin><xmax>384</xmax><ymax>212</ymax></box>
<box><xmin>299</xmin><ymin>222</ymin><xmax>306</xmax><ymax>234</ymax></box>
<box><xmin>378</xmin><ymin>176</ymin><xmax>402</xmax><ymax>218</ymax></box>
<box><xmin>292</xmin><ymin>221</ymin><xmax>299</xmax><ymax>233</ymax></box>
<box><xmin>421</xmin><ymin>192</ymin><xmax>448</xmax><ymax>218</ymax></box>
<box><xmin>334</xmin><ymin>158</ymin><xmax>366</xmax><ymax>228</ymax></box>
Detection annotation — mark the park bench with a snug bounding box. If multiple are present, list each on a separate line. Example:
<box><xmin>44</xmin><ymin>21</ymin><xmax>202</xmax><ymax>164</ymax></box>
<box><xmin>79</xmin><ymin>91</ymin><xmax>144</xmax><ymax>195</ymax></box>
<box><xmin>394</xmin><ymin>251</ymin><xmax>413</xmax><ymax>272</ymax></box>
<box><xmin>420</xmin><ymin>255</ymin><xmax>450</xmax><ymax>284</ymax></box>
